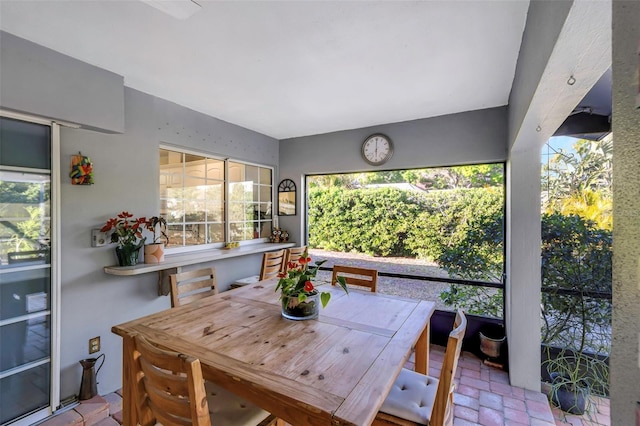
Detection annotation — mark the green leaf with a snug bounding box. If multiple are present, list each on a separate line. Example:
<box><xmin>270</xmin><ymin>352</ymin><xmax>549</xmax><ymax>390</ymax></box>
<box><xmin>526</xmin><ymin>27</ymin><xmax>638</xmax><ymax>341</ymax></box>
<box><xmin>336</xmin><ymin>276</ymin><xmax>349</xmax><ymax>294</ymax></box>
<box><xmin>320</xmin><ymin>292</ymin><xmax>331</xmax><ymax>308</ymax></box>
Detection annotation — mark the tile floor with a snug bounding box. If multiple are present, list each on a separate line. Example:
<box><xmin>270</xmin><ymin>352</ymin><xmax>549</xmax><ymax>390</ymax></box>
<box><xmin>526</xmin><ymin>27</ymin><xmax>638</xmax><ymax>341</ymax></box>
<box><xmin>550</xmin><ymin>396</ymin><xmax>611</xmax><ymax>426</ymax></box>
<box><xmin>38</xmin><ymin>345</ymin><xmax>610</xmax><ymax>426</ymax></box>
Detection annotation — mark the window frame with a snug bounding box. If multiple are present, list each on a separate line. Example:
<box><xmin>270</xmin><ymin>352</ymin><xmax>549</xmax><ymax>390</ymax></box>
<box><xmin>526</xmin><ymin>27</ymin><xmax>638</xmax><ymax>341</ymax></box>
<box><xmin>160</xmin><ymin>144</ymin><xmax>274</xmax><ymax>254</ymax></box>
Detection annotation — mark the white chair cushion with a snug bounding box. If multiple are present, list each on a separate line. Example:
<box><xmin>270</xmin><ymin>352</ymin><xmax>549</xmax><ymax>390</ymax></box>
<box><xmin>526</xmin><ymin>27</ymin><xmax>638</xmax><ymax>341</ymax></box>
<box><xmin>231</xmin><ymin>275</ymin><xmax>260</xmax><ymax>288</ymax></box>
<box><xmin>379</xmin><ymin>368</ymin><xmax>439</xmax><ymax>425</ymax></box>
<box><xmin>204</xmin><ymin>380</ymin><xmax>270</xmax><ymax>426</ymax></box>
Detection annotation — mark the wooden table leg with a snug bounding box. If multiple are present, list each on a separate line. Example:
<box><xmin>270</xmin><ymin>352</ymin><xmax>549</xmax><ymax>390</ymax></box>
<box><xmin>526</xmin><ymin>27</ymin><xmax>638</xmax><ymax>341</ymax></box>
<box><xmin>414</xmin><ymin>322</ymin><xmax>430</xmax><ymax>375</ymax></box>
<box><xmin>121</xmin><ymin>333</ymin><xmax>137</xmax><ymax>426</ymax></box>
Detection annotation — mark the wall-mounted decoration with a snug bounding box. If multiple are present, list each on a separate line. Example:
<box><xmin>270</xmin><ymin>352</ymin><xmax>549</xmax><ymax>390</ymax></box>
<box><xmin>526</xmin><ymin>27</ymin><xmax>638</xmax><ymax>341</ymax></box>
<box><xmin>278</xmin><ymin>178</ymin><xmax>296</xmax><ymax>216</ymax></box>
<box><xmin>69</xmin><ymin>152</ymin><xmax>94</xmax><ymax>185</ymax></box>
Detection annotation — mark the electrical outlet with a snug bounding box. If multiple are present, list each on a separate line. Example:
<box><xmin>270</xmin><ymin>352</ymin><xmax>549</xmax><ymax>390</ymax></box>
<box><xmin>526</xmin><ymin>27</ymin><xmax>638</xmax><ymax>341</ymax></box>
<box><xmin>91</xmin><ymin>229</ymin><xmax>106</xmax><ymax>247</ymax></box>
<box><xmin>89</xmin><ymin>336</ymin><xmax>100</xmax><ymax>354</ymax></box>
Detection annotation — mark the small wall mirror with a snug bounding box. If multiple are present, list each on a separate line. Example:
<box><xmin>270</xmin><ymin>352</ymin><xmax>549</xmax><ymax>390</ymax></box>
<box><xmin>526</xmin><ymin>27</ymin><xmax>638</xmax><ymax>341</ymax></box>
<box><xmin>278</xmin><ymin>179</ymin><xmax>296</xmax><ymax>216</ymax></box>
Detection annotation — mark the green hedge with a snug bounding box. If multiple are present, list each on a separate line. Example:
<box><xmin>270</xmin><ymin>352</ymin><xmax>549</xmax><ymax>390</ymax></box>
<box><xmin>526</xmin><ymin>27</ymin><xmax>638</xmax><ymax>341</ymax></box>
<box><xmin>308</xmin><ymin>186</ymin><xmax>504</xmax><ymax>264</ymax></box>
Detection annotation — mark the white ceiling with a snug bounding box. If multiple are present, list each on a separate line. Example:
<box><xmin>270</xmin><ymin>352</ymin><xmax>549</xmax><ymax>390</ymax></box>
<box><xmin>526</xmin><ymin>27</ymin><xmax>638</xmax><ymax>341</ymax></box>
<box><xmin>0</xmin><ymin>0</ymin><xmax>530</xmax><ymax>139</ymax></box>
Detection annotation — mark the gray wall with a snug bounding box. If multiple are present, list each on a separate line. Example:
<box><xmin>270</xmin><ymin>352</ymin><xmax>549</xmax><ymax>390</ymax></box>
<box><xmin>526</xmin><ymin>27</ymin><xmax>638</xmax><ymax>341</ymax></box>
<box><xmin>611</xmin><ymin>1</ymin><xmax>640</xmax><ymax>423</ymax></box>
<box><xmin>278</xmin><ymin>107</ymin><xmax>508</xmax><ymax>243</ymax></box>
<box><xmin>58</xmin><ymin>91</ymin><xmax>278</xmax><ymax>398</ymax></box>
<box><xmin>1</xmin><ymin>32</ymin><xmax>279</xmax><ymax>398</ymax></box>
<box><xmin>0</xmin><ymin>31</ymin><xmax>125</xmax><ymax>133</ymax></box>
<box><xmin>507</xmin><ymin>0</ymin><xmax>572</xmax><ymax>148</ymax></box>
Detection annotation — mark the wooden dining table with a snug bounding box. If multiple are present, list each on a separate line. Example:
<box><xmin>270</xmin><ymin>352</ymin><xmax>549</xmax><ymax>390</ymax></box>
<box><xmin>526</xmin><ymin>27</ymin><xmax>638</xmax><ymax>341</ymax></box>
<box><xmin>111</xmin><ymin>279</ymin><xmax>436</xmax><ymax>426</ymax></box>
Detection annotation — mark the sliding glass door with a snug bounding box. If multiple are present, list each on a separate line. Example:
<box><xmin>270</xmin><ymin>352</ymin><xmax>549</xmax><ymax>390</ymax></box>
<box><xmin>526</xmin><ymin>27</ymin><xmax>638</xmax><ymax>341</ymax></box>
<box><xmin>0</xmin><ymin>115</ymin><xmax>59</xmax><ymax>425</ymax></box>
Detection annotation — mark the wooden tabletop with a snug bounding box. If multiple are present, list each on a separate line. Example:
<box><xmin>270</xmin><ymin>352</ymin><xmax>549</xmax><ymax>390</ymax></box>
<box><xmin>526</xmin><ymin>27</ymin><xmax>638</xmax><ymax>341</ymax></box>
<box><xmin>112</xmin><ymin>279</ymin><xmax>435</xmax><ymax>426</ymax></box>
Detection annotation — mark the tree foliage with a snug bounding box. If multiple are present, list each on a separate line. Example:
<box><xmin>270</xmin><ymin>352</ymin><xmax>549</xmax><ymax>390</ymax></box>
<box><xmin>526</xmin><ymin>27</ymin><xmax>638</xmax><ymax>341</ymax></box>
<box><xmin>543</xmin><ymin>137</ymin><xmax>612</xmax><ymax>229</ymax></box>
<box><xmin>404</xmin><ymin>188</ymin><xmax>504</xmax><ymax>281</ymax></box>
<box><xmin>541</xmin><ymin>213</ymin><xmax>611</xmax><ymax>353</ymax></box>
<box><xmin>308</xmin><ymin>187</ymin><xmax>422</xmax><ymax>256</ymax></box>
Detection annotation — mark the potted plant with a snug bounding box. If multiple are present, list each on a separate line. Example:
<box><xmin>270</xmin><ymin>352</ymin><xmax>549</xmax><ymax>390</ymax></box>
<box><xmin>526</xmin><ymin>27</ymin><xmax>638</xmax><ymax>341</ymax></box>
<box><xmin>542</xmin><ymin>348</ymin><xmax>609</xmax><ymax>416</ymax></box>
<box><xmin>100</xmin><ymin>211</ymin><xmax>146</xmax><ymax>266</ymax></box>
<box><xmin>479</xmin><ymin>323</ymin><xmax>506</xmax><ymax>360</ymax></box>
<box><xmin>144</xmin><ymin>216</ymin><xmax>168</xmax><ymax>264</ymax></box>
<box><xmin>275</xmin><ymin>250</ymin><xmax>349</xmax><ymax>320</ymax></box>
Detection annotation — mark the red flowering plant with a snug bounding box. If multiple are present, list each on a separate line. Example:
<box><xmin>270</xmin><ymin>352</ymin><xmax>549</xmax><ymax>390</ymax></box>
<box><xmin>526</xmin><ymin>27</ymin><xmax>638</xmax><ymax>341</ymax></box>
<box><xmin>100</xmin><ymin>211</ymin><xmax>147</xmax><ymax>248</ymax></box>
<box><xmin>275</xmin><ymin>250</ymin><xmax>348</xmax><ymax>309</ymax></box>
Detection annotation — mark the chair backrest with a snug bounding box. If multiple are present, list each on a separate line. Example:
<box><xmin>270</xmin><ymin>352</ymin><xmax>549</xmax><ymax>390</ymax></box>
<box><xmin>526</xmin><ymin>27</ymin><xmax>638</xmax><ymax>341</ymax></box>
<box><xmin>133</xmin><ymin>334</ymin><xmax>211</xmax><ymax>426</ymax></box>
<box><xmin>283</xmin><ymin>246</ymin><xmax>308</xmax><ymax>272</ymax></box>
<box><xmin>331</xmin><ymin>265</ymin><xmax>378</xmax><ymax>292</ymax></box>
<box><xmin>431</xmin><ymin>309</ymin><xmax>467</xmax><ymax>426</ymax></box>
<box><xmin>259</xmin><ymin>249</ymin><xmax>286</xmax><ymax>281</ymax></box>
<box><xmin>169</xmin><ymin>267</ymin><xmax>218</xmax><ymax>308</ymax></box>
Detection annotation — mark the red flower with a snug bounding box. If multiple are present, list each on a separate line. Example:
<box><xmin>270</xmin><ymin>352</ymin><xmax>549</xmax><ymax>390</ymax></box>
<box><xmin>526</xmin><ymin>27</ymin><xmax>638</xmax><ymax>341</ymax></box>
<box><xmin>101</xmin><ymin>211</ymin><xmax>147</xmax><ymax>247</ymax></box>
<box><xmin>304</xmin><ymin>281</ymin><xmax>314</xmax><ymax>292</ymax></box>
<box><xmin>100</xmin><ymin>218</ymin><xmax>118</xmax><ymax>232</ymax></box>
<box><xmin>277</xmin><ymin>272</ymin><xmax>287</xmax><ymax>278</ymax></box>
<box><xmin>298</xmin><ymin>256</ymin><xmax>312</xmax><ymax>264</ymax></box>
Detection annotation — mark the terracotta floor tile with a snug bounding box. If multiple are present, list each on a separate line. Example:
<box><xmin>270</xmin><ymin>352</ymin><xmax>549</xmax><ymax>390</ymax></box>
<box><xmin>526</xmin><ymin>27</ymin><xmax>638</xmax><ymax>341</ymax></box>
<box><xmin>457</xmin><ymin>384</ymin><xmax>481</xmax><ymax>399</ymax></box>
<box><xmin>511</xmin><ymin>386</ymin><xmax>526</xmax><ymax>398</ymax></box>
<box><xmin>489</xmin><ymin>380</ymin><xmax>514</xmax><ymax>396</ymax></box>
<box><xmin>504</xmin><ymin>406</ymin><xmax>530</xmax><ymax>424</ymax></box>
<box><xmin>503</xmin><ymin>395</ymin><xmax>527</xmax><ymax>411</ymax></box>
<box><xmin>454</xmin><ymin>418</ymin><xmax>482</xmax><ymax>426</ymax></box>
<box><xmin>479</xmin><ymin>390</ymin><xmax>503</xmax><ymax>411</ymax></box>
<box><xmin>455</xmin><ymin>405</ymin><xmax>480</xmax><ymax>422</ymax></box>
<box><xmin>462</xmin><ymin>368</ymin><xmax>482</xmax><ymax>379</ymax></box>
<box><xmin>478</xmin><ymin>406</ymin><xmax>504</xmax><ymax>426</ymax></box>
<box><xmin>461</xmin><ymin>375</ymin><xmax>492</xmax><ymax>391</ymax></box>
<box><xmin>527</xmin><ymin>400</ymin><xmax>556</xmax><ymax>423</ymax></box>
<box><xmin>454</xmin><ymin>393</ymin><xmax>481</xmax><ymax>410</ymax></box>
<box><xmin>526</xmin><ymin>389</ymin><xmax>552</xmax><ymax>403</ymax></box>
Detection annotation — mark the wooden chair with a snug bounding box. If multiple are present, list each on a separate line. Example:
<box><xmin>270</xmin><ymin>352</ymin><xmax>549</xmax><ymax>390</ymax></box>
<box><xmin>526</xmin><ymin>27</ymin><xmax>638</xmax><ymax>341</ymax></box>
<box><xmin>283</xmin><ymin>246</ymin><xmax>308</xmax><ymax>272</ymax></box>
<box><xmin>374</xmin><ymin>309</ymin><xmax>467</xmax><ymax>426</ymax></box>
<box><xmin>231</xmin><ymin>249</ymin><xmax>287</xmax><ymax>289</ymax></box>
<box><xmin>331</xmin><ymin>265</ymin><xmax>378</xmax><ymax>292</ymax></box>
<box><xmin>132</xmin><ymin>334</ymin><xmax>276</xmax><ymax>426</ymax></box>
<box><xmin>259</xmin><ymin>249</ymin><xmax>286</xmax><ymax>280</ymax></box>
<box><xmin>169</xmin><ymin>267</ymin><xmax>218</xmax><ymax>308</ymax></box>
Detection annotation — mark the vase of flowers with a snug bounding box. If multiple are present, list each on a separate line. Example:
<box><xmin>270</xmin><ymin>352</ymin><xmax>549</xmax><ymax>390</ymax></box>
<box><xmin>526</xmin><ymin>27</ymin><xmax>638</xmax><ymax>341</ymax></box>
<box><xmin>275</xmin><ymin>250</ymin><xmax>348</xmax><ymax>320</ymax></box>
<box><xmin>100</xmin><ymin>211</ymin><xmax>146</xmax><ymax>266</ymax></box>
<box><xmin>144</xmin><ymin>216</ymin><xmax>168</xmax><ymax>264</ymax></box>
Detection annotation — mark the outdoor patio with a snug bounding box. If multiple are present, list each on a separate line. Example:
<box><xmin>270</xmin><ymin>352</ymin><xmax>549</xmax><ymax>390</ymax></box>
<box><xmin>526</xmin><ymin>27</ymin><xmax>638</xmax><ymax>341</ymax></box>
<box><xmin>36</xmin><ymin>344</ymin><xmax>609</xmax><ymax>426</ymax></box>
<box><xmin>310</xmin><ymin>249</ymin><xmax>612</xmax><ymax>426</ymax></box>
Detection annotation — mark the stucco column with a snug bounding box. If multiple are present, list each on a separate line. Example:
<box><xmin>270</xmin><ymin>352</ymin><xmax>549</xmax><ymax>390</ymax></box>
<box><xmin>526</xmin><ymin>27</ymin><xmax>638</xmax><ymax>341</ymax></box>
<box><xmin>506</xmin><ymin>143</ymin><xmax>542</xmax><ymax>391</ymax></box>
<box><xmin>611</xmin><ymin>1</ymin><xmax>640</xmax><ymax>422</ymax></box>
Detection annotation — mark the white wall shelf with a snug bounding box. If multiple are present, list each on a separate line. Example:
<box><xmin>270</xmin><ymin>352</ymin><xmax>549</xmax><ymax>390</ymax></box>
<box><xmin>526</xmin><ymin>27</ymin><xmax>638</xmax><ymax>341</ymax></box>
<box><xmin>103</xmin><ymin>242</ymin><xmax>295</xmax><ymax>276</ymax></box>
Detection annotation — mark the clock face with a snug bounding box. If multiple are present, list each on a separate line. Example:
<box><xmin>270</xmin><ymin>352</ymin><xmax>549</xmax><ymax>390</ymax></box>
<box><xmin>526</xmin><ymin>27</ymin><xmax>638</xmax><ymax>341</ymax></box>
<box><xmin>361</xmin><ymin>134</ymin><xmax>393</xmax><ymax>165</ymax></box>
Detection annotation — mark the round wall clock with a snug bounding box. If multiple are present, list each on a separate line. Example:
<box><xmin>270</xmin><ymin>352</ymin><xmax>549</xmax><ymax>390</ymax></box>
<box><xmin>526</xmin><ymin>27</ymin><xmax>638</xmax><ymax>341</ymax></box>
<box><xmin>361</xmin><ymin>133</ymin><xmax>393</xmax><ymax>166</ymax></box>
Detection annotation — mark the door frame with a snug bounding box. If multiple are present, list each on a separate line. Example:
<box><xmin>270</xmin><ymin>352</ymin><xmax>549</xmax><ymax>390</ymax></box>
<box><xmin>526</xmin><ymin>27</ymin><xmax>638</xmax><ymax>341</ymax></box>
<box><xmin>0</xmin><ymin>110</ymin><xmax>61</xmax><ymax>425</ymax></box>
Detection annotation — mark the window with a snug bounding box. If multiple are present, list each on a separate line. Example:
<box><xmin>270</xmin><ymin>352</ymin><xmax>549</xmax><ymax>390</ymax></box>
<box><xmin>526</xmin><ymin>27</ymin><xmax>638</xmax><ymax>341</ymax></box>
<box><xmin>228</xmin><ymin>162</ymin><xmax>273</xmax><ymax>242</ymax></box>
<box><xmin>159</xmin><ymin>148</ymin><xmax>273</xmax><ymax>249</ymax></box>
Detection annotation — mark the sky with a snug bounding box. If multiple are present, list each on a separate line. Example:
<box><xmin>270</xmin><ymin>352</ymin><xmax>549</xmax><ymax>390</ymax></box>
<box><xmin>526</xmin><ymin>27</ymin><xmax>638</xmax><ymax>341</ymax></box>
<box><xmin>541</xmin><ymin>135</ymin><xmax>578</xmax><ymax>167</ymax></box>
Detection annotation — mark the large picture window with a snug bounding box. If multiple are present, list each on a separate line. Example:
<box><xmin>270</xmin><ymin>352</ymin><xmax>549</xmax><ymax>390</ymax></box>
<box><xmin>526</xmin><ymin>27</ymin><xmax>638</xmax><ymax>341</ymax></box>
<box><xmin>160</xmin><ymin>148</ymin><xmax>273</xmax><ymax>249</ymax></box>
<box><xmin>306</xmin><ymin>163</ymin><xmax>505</xmax><ymax>319</ymax></box>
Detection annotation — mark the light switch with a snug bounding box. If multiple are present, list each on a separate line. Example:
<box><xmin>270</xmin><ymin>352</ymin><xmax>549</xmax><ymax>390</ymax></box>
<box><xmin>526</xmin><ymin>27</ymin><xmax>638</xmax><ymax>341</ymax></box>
<box><xmin>91</xmin><ymin>229</ymin><xmax>106</xmax><ymax>247</ymax></box>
